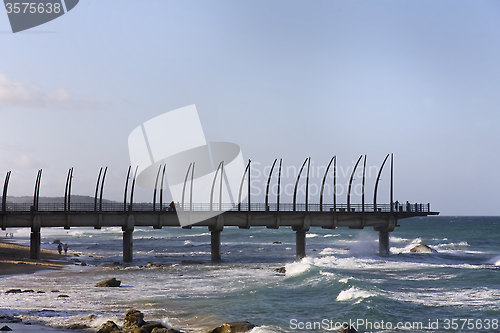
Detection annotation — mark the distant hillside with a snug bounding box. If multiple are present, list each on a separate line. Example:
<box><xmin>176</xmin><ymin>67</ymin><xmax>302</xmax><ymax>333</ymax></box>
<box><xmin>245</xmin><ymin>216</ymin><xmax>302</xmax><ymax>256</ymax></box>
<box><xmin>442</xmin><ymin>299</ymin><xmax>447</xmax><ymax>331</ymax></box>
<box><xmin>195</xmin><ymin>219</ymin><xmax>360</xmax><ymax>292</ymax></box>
<box><xmin>2</xmin><ymin>195</ymin><xmax>119</xmax><ymax>204</ymax></box>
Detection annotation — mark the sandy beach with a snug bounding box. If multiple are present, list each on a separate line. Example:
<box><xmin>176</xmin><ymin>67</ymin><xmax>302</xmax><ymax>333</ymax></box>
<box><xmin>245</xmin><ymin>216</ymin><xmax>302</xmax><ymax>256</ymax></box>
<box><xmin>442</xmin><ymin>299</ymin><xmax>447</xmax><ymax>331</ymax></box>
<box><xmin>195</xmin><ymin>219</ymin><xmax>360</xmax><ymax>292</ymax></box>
<box><xmin>0</xmin><ymin>238</ymin><xmax>69</xmax><ymax>276</ymax></box>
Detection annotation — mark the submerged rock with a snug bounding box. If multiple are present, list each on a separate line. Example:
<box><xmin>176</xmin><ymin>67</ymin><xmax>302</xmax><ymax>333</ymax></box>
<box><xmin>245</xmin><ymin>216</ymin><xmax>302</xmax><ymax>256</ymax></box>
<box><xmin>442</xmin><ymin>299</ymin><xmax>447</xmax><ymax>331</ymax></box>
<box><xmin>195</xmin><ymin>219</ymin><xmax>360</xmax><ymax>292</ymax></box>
<box><xmin>67</xmin><ymin>323</ymin><xmax>89</xmax><ymax>329</ymax></box>
<box><xmin>208</xmin><ymin>321</ymin><xmax>256</xmax><ymax>333</ymax></box>
<box><xmin>97</xmin><ymin>320</ymin><xmax>121</xmax><ymax>333</ymax></box>
<box><xmin>410</xmin><ymin>244</ymin><xmax>437</xmax><ymax>253</ymax></box>
<box><xmin>95</xmin><ymin>278</ymin><xmax>121</xmax><ymax>287</ymax></box>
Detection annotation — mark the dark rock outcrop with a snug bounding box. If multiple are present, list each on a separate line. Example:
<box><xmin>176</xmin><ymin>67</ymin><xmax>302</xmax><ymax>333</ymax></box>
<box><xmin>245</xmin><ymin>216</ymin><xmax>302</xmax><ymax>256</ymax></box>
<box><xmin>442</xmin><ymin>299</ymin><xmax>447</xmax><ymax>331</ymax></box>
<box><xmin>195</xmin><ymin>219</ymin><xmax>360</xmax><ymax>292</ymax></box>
<box><xmin>123</xmin><ymin>309</ymin><xmax>146</xmax><ymax>332</ymax></box>
<box><xmin>146</xmin><ymin>263</ymin><xmax>169</xmax><ymax>269</ymax></box>
<box><xmin>152</xmin><ymin>328</ymin><xmax>181</xmax><ymax>333</ymax></box>
<box><xmin>97</xmin><ymin>320</ymin><xmax>120</xmax><ymax>333</ymax></box>
<box><xmin>95</xmin><ymin>278</ymin><xmax>121</xmax><ymax>287</ymax></box>
<box><xmin>141</xmin><ymin>322</ymin><xmax>169</xmax><ymax>332</ymax></box>
<box><xmin>208</xmin><ymin>321</ymin><xmax>256</xmax><ymax>333</ymax></box>
<box><xmin>5</xmin><ymin>289</ymin><xmax>22</xmax><ymax>294</ymax></box>
<box><xmin>0</xmin><ymin>316</ymin><xmax>21</xmax><ymax>323</ymax></box>
<box><xmin>410</xmin><ymin>244</ymin><xmax>437</xmax><ymax>253</ymax></box>
<box><xmin>339</xmin><ymin>326</ymin><xmax>357</xmax><ymax>333</ymax></box>
<box><xmin>67</xmin><ymin>323</ymin><xmax>89</xmax><ymax>329</ymax></box>
<box><xmin>274</xmin><ymin>267</ymin><xmax>286</xmax><ymax>274</ymax></box>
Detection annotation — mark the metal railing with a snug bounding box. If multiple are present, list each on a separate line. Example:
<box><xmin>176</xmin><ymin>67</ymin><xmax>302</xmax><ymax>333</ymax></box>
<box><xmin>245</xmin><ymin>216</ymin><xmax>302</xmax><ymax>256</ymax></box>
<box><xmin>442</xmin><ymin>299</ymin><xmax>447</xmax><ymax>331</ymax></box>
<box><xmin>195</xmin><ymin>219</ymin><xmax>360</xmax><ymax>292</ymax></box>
<box><xmin>0</xmin><ymin>202</ymin><xmax>431</xmax><ymax>213</ymax></box>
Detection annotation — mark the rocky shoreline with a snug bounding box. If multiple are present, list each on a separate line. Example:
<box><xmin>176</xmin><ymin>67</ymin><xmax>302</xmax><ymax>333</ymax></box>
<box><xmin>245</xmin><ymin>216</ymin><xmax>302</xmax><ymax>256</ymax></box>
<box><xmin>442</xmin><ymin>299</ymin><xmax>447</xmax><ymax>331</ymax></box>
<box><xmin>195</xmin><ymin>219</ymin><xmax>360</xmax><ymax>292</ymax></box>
<box><xmin>0</xmin><ymin>309</ymin><xmax>257</xmax><ymax>333</ymax></box>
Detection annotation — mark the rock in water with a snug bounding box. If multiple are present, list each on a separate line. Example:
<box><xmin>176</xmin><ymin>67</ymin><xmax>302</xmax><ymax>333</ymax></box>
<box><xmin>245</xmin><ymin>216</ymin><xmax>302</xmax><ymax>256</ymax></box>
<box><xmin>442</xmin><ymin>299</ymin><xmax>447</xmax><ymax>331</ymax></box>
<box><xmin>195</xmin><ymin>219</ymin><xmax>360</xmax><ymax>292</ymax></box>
<box><xmin>95</xmin><ymin>278</ymin><xmax>121</xmax><ymax>287</ymax></box>
<box><xmin>152</xmin><ymin>328</ymin><xmax>181</xmax><ymax>333</ymax></box>
<box><xmin>123</xmin><ymin>309</ymin><xmax>146</xmax><ymax>332</ymax></box>
<box><xmin>208</xmin><ymin>321</ymin><xmax>256</xmax><ymax>333</ymax></box>
<box><xmin>67</xmin><ymin>323</ymin><xmax>89</xmax><ymax>329</ymax></box>
<box><xmin>338</xmin><ymin>326</ymin><xmax>357</xmax><ymax>333</ymax></box>
<box><xmin>97</xmin><ymin>320</ymin><xmax>120</xmax><ymax>333</ymax></box>
<box><xmin>5</xmin><ymin>289</ymin><xmax>22</xmax><ymax>294</ymax></box>
<box><xmin>141</xmin><ymin>322</ymin><xmax>169</xmax><ymax>332</ymax></box>
<box><xmin>410</xmin><ymin>244</ymin><xmax>437</xmax><ymax>253</ymax></box>
<box><xmin>274</xmin><ymin>267</ymin><xmax>286</xmax><ymax>274</ymax></box>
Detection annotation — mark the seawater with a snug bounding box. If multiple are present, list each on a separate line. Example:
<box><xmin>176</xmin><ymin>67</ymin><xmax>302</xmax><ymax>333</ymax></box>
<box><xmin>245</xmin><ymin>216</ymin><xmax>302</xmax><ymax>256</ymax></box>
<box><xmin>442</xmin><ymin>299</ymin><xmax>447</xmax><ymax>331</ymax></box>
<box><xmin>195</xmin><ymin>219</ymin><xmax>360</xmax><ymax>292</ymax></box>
<box><xmin>1</xmin><ymin>216</ymin><xmax>500</xmax><ymax>332</ymax></box>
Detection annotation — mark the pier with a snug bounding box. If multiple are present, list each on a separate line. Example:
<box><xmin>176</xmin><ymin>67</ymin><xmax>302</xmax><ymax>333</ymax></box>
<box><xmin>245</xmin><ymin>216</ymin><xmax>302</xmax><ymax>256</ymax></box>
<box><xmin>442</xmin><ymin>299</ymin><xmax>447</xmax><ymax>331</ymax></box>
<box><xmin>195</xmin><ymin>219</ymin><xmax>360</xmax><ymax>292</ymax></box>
<box><xmin>0</xmin><ymin>154</ymin><xmax>439</xmax><ymax>262</ymax></box>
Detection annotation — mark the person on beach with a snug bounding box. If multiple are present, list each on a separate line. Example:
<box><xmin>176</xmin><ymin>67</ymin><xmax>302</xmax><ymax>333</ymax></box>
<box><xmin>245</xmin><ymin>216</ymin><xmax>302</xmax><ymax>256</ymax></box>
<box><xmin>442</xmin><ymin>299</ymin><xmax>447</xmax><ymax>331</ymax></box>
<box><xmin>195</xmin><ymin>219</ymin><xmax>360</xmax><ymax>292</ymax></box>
<box><xmin>63</xmin><ymin>243</ymin><xmax>68</xmax><ymax>255</ymax></box>
<box><xmin>57</xmin><ymin>243</ymin><xmax>63</xmax><ymax>255</ymax></box>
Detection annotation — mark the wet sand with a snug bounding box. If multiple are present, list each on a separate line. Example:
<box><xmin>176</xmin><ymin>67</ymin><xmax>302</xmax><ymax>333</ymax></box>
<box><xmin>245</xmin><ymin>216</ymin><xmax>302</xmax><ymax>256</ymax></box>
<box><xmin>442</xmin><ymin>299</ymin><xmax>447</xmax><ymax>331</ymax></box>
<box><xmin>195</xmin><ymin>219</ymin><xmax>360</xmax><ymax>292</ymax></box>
<box><xmin>0</xmin><ymin>238</ymin><xmax>69</xmax><ymax>276</ymax></box>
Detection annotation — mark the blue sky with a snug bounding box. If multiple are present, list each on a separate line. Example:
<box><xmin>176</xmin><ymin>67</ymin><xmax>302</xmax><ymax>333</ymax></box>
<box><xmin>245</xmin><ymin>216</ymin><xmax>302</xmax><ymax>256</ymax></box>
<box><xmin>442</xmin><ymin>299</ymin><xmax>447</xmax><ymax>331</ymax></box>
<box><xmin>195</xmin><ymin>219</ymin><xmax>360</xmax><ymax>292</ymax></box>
<box><xmin>1</xmin><ymin>1</ymin><xmax>500</xmax><ymax>215</ymax></box>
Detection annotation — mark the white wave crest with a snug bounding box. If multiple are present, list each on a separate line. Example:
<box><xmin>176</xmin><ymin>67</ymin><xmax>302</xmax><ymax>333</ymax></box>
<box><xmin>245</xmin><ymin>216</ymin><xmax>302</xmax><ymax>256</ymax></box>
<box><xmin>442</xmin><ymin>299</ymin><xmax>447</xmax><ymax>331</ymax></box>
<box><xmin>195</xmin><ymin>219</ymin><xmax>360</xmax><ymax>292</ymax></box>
<box><xmin>336</xmin><ymin>287</ymin><xmax>375</xmax><ymax>301</ymax></box>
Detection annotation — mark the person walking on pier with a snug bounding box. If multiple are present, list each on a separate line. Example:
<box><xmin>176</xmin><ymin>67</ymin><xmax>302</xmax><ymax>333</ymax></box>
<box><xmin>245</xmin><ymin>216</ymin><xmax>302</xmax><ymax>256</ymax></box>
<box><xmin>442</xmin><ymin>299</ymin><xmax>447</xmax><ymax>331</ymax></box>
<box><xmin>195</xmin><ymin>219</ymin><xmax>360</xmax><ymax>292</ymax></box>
<box><xmin>63</xmin><ymin>243</ymin><xmax>68</xmax><ymax>255</ymax></box>
<box><xmin>57</xmin><ymin>243</ymin><xmax>63</xmax><ymax>255</ymax></box>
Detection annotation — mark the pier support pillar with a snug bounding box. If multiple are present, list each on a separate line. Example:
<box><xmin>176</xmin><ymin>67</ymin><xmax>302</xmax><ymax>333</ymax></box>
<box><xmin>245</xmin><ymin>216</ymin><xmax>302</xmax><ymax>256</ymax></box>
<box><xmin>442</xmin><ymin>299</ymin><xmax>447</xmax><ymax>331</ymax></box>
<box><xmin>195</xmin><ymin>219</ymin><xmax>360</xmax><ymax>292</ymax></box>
<box><xmin>123</xmin><ymin>230</ymin><xmax>133</xmax><ymax>262</ymax></box>
<box><xmin>211</xmin><ymin>230</ymin><xmax>221</xmax><ymax>262</ymax></box>
<box><xmin>30</xmin><ymin>230</ymin><xmax>41</xmax><ymax>259</ymax></box>
<box><xmin>296</xmin><ymin>230</ymin><xmax>306</xmax><ymax>261</ymax></box>
<box><xmin>30</xmin><ymin>215</ymin><xmax>41</xmax><ymax>260</ymax></box>
<box><xmin>379</xmin><ymin>230</ymin><xmax>390</xmax><ymax>256</ymax></box>
<box><xmin>123</xmin><ymin>214</ymin><xmax>135</xmax><ymax>262</ymax></box>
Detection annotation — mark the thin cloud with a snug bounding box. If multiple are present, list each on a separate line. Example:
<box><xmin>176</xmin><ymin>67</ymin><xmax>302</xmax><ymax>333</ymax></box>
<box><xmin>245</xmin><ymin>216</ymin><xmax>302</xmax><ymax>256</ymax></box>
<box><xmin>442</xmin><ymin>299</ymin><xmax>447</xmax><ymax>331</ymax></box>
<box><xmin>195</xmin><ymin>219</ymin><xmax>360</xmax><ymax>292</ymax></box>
<box><xmin>0</xmin><ymin>74</ymin><xmax>97</xmax><ymax>109</ymax></box>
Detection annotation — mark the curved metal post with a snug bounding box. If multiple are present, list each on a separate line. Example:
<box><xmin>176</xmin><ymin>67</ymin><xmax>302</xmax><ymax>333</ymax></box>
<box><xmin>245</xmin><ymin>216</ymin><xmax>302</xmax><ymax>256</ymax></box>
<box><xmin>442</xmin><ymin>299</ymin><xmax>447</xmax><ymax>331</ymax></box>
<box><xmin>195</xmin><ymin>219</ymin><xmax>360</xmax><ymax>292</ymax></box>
<box><xmin>210</xmin><ymin>162</ymin><xmax>224</xmax><ymax>211</ymax></box>
<box><xmin>238</xmin><ymin>160</ymin><xmax>251</xmax><ymax>211</ymax></box>
<box><xmin>2</xmin><ymin>171</ymin><xmax>11</xmax><ymax>212</ymax></box>
<box><xmin>265</xmin><ymin>159</ymin><xmax>277</xmax><ymax>211</ymax></box>
<box><xmin>153</xmin><ymin>164</ymin><xmax>162</xmax><ymax>211</ymax></box>
<box><xmin>362</xmin><ymin>155</ymin><xmax>366</xmax><ymax>213</ymax></box>
<box><xmin>347</xmin><ymin>155</ymin><xmax>363</xmax><ymax>211</ymax></box>
<box><xmin>373</xmin><ymin>154</ymin><xmax>390</xmax><ymax>211</ymax></box>
<box><xmin>334</xmin><ymin>156</ymin><xmax>337</xmax><ymax>211</ymax></box>
<box><xmin>68</xmin><ymin>168</ymin><xmax>73</xmax><ymax>211</ymax></box>
<box><xmin>305</xmin><ymin>157</ymin><xmax>310</xmax><ymax>212</ymax></box>
<box><xmin>248</xmin><ymin>160</ymin><xmax>251</xmax><ymax>211</ymax></box>
<box><xmin>64</xmin><ymin>168</ymin><xmax>71</xmax><ymax>211</ymax></box>
<box><xmin>123</xmin><ymin>166</ymin><xmax>131</xmax><ymax>212</ymax></box>
<box><xmin>320</xmin><ymin>156</ymin><xmax>335</xmax><ymax>212</ymax></box>
<box><xmin>190</xmin><ymin>162</ymin><xmax>195</xmax><ymax>212</ymax></box>
<box><xmin>94</xmin><ymin>167</ymin><xmax>103</xmax><ymax>212</ymax></box>
<box><xmin>99</xmin><ymin>167</ymin><xmax>108</xmax><ymax>212</ymax></box>
<box><xmin>160</xmin><ymin>164</ymin><xmax>166</xmax><ymax>210</ymax></box>
<box><xmin>390</xmin><ymin>153</ymin><xmax>394</xmax><ymax>213</ymax></box>
<box><xmin>36</xmin><ymin>169</ymin><xmax>42</xmax><ymax>210</ymax></box>
<box><xmin>129</xmin><ymin>166</ymin><xmax>139</xmax><ymax>212</ymax></box>
<box><xmin>181</xmin><ymin>163</ymin><xmax>193</xmax><ymax>211</ymax></box>
<box><xmin>277</xmin><ymin>159</ymin><xmax>282</xmax><ymax>212</ymax></box>
<box><xmin>33</xmin><ymin>169</ymin><xmax>42</xmax><ymax>211</ymax></box>
<box><xmin>219</xmin><ymin>162</ymin><xmax>224</xmax><ymax>211</ymax></box>
<box><xmin>293</xmin><ymin>158</ymin><xmax>309</xmax><ymax>212</ymax></box>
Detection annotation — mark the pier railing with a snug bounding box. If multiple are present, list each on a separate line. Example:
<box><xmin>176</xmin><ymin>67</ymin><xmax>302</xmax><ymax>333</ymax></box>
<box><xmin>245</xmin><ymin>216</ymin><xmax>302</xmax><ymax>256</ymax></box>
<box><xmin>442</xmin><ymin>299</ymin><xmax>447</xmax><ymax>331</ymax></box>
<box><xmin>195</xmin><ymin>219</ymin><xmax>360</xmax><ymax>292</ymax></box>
<box><xmin>0</xmin><ymin>202</ymin><xmax>431</xmax><ymax>213</ymax></box>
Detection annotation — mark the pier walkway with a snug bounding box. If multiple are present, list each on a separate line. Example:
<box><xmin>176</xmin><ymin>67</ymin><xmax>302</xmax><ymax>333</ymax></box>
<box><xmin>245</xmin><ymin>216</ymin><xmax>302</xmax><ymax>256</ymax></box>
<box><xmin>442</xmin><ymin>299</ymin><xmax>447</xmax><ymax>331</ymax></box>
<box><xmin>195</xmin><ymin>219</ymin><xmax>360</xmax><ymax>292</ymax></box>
<box><xmin>0</xmin><ymin>154</ymin><xmax>439</xmax><ymax>262</ymax></box>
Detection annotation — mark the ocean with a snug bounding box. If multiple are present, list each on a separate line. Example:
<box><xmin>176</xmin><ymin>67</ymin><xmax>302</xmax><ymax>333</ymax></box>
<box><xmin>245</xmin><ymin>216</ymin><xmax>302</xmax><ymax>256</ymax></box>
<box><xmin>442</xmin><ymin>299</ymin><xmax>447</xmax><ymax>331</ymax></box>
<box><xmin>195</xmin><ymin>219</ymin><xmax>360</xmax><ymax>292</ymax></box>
<box><xmin>1</xmin><ymin>216</ymin><xmax>500</xmax><ymax>332</ymax></box>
